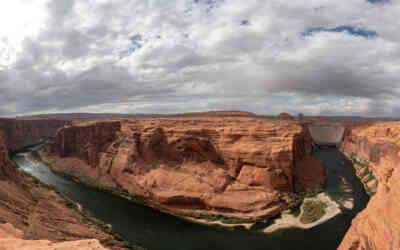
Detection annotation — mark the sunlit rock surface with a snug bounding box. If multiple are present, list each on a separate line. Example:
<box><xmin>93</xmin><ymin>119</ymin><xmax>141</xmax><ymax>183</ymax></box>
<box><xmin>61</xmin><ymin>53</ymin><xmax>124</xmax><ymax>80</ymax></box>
<box><xmin>0</xmin><ymin>223</ymin><xmax>108</xmax><ymax>250</ymax></box>
<box><xmin>43</xmin><ymin>116</ymin><xmax>325</xmax><ymax>220</ymax></box>
<box><xmin>339</xmin><ymin>122</ymin><xmax>400</xmax><ymax>250</ymax></box>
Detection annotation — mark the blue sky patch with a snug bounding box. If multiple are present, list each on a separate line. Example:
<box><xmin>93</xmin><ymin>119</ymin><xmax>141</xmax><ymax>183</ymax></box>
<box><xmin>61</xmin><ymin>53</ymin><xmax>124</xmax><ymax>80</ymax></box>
<box><xmin>194</xmin><ymin>0</ymin><xmax>222</xmax><ymax>13</ymax></box>
<box><xmin>367</xmin><ymin>0</ymin><xmax>389</xmax><ymax>4</ymax></box>
<box><xmin>130</xmin><ymin>34</ymin><xmax>143</xmax><ymax>47</ymax></box>
<box><xmin>240</xmin><ymin>20</ymin><xmax>250</xmax><ymax>26</ymax></box>
<box><xmin>302</xmin><ymin>25</ymin><xmax>378</xmax><ymax>38</ymax></box>
<box><xmin>120</xmin><ymin>34</ymin><xmax>143</xmax><ymax>58</ymax></box>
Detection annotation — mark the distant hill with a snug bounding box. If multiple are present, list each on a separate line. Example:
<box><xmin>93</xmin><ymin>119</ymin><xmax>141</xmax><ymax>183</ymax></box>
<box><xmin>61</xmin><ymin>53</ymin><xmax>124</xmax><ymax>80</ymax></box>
<box><xmin>17</xmin><ymin>111</ymin><xmax>256</xmax><ymax>119</ymax></box>
<box><xmin>166</xmin><ymin>110</ymin><xmax>256</xmax><ymax>118</ymax></box>
<box><xmin>15</xmin><ymin>112</ymin><xmax>399</xmax><ymax>121</ymax></box>
<box><xmin>17</xmin><ymin>113</ymin><xmax>167</xmax><ymax>119</ymax></box>
<box><xmin>309</xmin><ymin>116</ymin><xmax>399</xmax><ymax>121</ymax></box>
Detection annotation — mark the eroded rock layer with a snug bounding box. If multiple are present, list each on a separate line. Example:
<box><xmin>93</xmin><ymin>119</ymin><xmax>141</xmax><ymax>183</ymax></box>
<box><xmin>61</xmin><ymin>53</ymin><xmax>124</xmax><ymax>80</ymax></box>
<box><xmin>43</xmin><ymin>117</ymin><xmax>325</xmax><ymax>220</ymax></box>
<box><xmin>0</xmin><ymin>118</ymin><xmax>70</xmax><ymax>152</ymax></box>
<box><xmin>339</xmin><ymin>122</ymin><xmax>400</xmax><ymax>250</ymax></box>
<box><xmin>0</xmin><ymin>131</ymin><xmax>20</xmax><ymax>183</ymax></box>
<box><xmin>0</xmin><ymin>125</ymin><xmax>135</xmax><ymax>250</ymax></box>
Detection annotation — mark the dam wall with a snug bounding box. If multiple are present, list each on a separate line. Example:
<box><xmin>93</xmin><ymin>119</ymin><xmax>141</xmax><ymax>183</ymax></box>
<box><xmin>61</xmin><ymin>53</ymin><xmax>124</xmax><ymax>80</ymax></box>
<box><xmin>308</xmin><ymin>123</ymin><xmax>345</xmax><ymax>146</ymax></box>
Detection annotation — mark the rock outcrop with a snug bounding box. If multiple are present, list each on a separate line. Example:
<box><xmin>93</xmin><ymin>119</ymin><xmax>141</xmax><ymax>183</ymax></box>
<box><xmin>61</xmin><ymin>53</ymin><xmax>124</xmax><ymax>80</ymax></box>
<box><xmin>338</xmin><ymin>122</ymin><xmax>400</xmax><ymax>250</ymax></box>
<box><xmin>0</xmin><ymin>223</ymin><xmax>108</xmax><ymax>250</ymax></box>
<box><xmin>43</xmin><ymin>117</ymin><xmax>325</xmax><ymax>220</ymax></box>
<box><xmin>0</xmin><ymin>125</ymin><xmax>136</xmax><ymax>250</ymax></box>
<box><xmin>278</xmin><ymin>112</ymin><xmax>295</xmax><ymax>120</ymax></box>
<box><xmin>0</xmin><ymin>131</ymin><xmax>19</xmax><ymax>182</ymax></box>
<box><xmin>0</xmin><ymin>118</ymin><xmax>70</xmax><ymax>152</ymax></box>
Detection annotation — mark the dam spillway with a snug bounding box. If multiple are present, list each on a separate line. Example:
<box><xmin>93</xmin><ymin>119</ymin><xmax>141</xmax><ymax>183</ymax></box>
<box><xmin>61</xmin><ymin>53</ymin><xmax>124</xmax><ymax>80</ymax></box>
<box><xmin>308</xmin><ymin>123</ymin><xmax>345</xmax><ymax>147</ymax></box>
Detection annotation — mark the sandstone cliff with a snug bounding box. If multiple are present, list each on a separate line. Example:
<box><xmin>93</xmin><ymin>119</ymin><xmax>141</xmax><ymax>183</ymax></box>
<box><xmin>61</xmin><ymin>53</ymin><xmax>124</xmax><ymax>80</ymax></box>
<box><xmin>278</xmin><ymin>112</ymin><xmax>295</xmax><ymax>120</ymax></box>
<box><xmin>43</xmin><ymin>117</ymin><xmax>324</xmax><ymax>221</ymax></box>
<box><xmin>0</xmin><ymin>126</ymin><xmax>138</xmax><ymax>250</ymax></box>
<box><xmin>0</xmin><ymin>130</ymin><xmax>19</xmax><ymax>182</ymax></box>
<box><xmin>0</xmin><ymin>118</ymin><xmax>70</xmax><ymax>152</ymax></box>
<box><xmin>339</xmin><ymin>122</ymin><xmax>400</xmax><ymax>250</ymax></box>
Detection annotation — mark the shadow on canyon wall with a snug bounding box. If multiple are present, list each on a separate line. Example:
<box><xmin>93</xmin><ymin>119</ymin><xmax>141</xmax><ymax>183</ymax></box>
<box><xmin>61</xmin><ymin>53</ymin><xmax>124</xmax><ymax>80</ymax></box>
<box><xmin>13</xmin><ymin>143</ymin><xmax>370</xmax><ymax>250</ymax></box>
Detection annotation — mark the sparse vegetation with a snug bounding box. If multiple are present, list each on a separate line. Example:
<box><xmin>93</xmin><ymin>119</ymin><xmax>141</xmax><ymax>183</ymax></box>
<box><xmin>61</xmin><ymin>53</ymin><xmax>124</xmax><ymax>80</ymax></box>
<box><xmin>176</xmin><ymin>212</ymin><xmax>257</xmax><ymax>224</ymax></box>
<box><xmin>364</xmin><ymin>174</ymin><xmax>375</xmax><ymax>183</ymax></box>
<box><xmin>349</xmin><ymin>152</ymin><xmax>378</xmax><ymax>197</ymax></box>
<box><xmin>287</xmin><ymin>190</ymin><xmax>322</xmax><ymax>217</ymax></box>
<box><xmin>300</xmin><ymin>200</ymin><xmax>327</xmax><ymax>224</ymax></box>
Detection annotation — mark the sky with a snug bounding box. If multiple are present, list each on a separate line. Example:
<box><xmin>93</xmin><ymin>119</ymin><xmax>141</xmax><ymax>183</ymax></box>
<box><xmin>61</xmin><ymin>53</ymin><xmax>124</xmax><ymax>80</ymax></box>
<box><xmin>0</xmin><ymin>0</ymin><xmax>399</xmax><ymax>117</ymax></box>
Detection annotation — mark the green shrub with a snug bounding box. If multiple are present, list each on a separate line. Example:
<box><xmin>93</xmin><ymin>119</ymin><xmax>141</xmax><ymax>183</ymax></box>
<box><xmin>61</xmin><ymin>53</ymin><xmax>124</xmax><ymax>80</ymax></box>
<box><xmin>300</xmin><ymin>201</ymin><xmax>327</xmax><ymax>224</ymax></box>
<box><xmin>176</xmin><ymin>212</ymin><xmax>256</xmax><ymax>224</ymax></box>
<box><xmin>364</xmin><ymin>174</ymin><xmax>375</xmax><ymax>184</ymax></box>
<box><xmin>359</xmin><ymin>168</ymin><xmax>370</xmax><ymax>178</ymax></box>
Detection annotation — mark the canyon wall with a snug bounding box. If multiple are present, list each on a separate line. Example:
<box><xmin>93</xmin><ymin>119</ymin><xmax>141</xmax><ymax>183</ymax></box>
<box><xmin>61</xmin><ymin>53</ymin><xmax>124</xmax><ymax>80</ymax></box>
<box><xmin>0</xmin><ymin>118</ymin><xmax>70</xmax><ymax>152</ymax></box>
<box><xmin>0</xmin><ymin>124</ymin><xmax>138</xmax><ymax>250</ymax></box>
<box><xmin>339</xmin><ymin>122</ymin><xmax>400</xmax><ymax>250</ymax></box>
<box><xmin>43</xmin><ymin>117</ymin><xmax>325</xmax><ymax>220</ymax></box>
<box><xmin>0</xmin><ymin>131</ymin><xmax>20</xmax><ymax>182</ymax></box>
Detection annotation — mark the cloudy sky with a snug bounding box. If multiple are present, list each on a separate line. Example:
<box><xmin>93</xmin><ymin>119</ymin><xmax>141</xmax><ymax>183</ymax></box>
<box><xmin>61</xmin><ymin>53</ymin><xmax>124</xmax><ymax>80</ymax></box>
<box><xmin>0</xmin><ymin>0</ymin><xmax>399</xmax><ymax>117</ymax></box>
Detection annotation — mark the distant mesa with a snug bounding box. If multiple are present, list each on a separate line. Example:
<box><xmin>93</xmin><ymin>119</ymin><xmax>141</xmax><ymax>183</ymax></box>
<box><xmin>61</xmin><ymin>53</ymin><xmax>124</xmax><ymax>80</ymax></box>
<box><xmin>169</xmin><ymin>110</ymin><xmax>257</xmax><ymax>118</ymax></box>
<box><xmin>278</xmin><ymin>112</ymin><xmax>295</xmax><ymax>120</ymax></box>
<box><xmin>16</xmin><ymin>110</ymin><xmax>257</xmax><ymax>120</ymax></box>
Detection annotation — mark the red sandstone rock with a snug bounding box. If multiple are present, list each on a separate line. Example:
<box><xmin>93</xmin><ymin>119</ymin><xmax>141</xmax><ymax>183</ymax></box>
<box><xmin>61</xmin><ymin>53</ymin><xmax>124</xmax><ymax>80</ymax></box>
<box><xmin>0</xmin><ymin>123</ymin><xmax>137</xmax><ymax>250</ymax></box>
<box><xmin>0</xmin><ymin>131</ymin><xmax>20</xmax><ymax>182</ymax></box>
<box><xmin>0</xmin><ymin>118</ymin><xmax>70</xmax><ymax>151</ymax></box>
<box><xmin>0</xmin><ymin>223</ymin><xmax>109</xmax><ymax>250</ymax></box>
<box><xmin>294</xmin><ymin>155</ymin><xmax>325</xmax><ymax>192</ymax></box>
<box><xmin>339</xmin><ymin>122</ymin><xmax>400</xmax><ymax>250</ymax></box>
<box><xmin>168</xmin><ymin>110</ymin><xmax>256</xmax><ymax>117</ymax></box>
<box><xmin>43</xmin><ymin>117</ymin><xmax>324</xmax><ymax>220</ymax></box>
<box><xmin>278</xmin><ymin>112</ymin><xmax>295</xmax><ymax>120</ymax></box>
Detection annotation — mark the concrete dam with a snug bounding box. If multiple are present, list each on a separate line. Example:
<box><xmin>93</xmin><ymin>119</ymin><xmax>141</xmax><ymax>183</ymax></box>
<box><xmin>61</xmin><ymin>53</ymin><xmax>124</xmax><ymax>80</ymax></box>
<box><xmin>308</xmin><ymin>123</ymin><xmax>345</xmax><ymax>147</ymax></box>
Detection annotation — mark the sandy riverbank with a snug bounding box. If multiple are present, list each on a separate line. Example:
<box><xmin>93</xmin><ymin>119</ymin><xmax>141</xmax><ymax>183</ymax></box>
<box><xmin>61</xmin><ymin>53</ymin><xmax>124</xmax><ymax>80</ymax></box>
<box><xmin>263</xmin><ymin>193</ymin><xmax>341</xmax><ymax>233</ymax></box>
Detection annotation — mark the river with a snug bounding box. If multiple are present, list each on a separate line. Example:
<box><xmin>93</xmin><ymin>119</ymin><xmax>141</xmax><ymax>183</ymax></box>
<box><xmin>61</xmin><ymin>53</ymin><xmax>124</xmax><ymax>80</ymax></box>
<box><xmin>13</xmin><ymin>147</ymin><xmax>369</xmax><ymax>250</ymax></box>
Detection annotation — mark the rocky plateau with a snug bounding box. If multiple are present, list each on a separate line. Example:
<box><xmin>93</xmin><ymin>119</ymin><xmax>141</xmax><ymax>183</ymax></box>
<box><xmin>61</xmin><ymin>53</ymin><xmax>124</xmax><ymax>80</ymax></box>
<box><xmin>42</xmin><ymin>116</ymin><xmax>325</xmax><ymax>221</ymax></box>
<box><xmin>338</xmin><ymin>122</ymin><xmax>400</xmax><ymax>250</ymax></box>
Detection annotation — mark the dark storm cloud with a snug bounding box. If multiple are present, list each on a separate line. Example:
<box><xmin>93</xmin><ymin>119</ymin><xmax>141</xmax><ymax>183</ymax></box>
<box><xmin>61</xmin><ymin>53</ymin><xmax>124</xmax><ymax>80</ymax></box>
<box><xmin>367</xmin><ymin>0</ymin><xmax>389</xmax><ymax>4</ymax></box>
<box><xmin>8</xmin><ymin>64</ymin><xmax>177</xmax><ymax>115</ymax></box>
<box><xmin>268</xmin><ymin>64</ymin><xmax>395</xmax><ymax>99</ymax></box>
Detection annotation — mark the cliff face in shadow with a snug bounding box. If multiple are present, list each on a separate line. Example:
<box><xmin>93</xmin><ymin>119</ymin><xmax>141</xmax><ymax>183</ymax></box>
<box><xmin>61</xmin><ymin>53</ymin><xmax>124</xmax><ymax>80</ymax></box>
<box><xmin>0</xmin><ymin>130</ymin><xmax>20</xmax><ymax>182</ymax></box>
<box><xmin>0</xmin><ymin>122</ymin><xmax>139</xmax><ymax>250</ymax></box>
<box><xmin>339</xmin><ymin>122</ymin><xmax>400</xmax><ymax>250</ymax></box>
<box><xmin>43</xmin><ymin>117</ymin><xmax>326</xmax><ymax>220</ymax></box>
<box><xmin>0</xmin><ymin>118</ymin><xmax>70</xmax><ymax>152</ymax></box>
